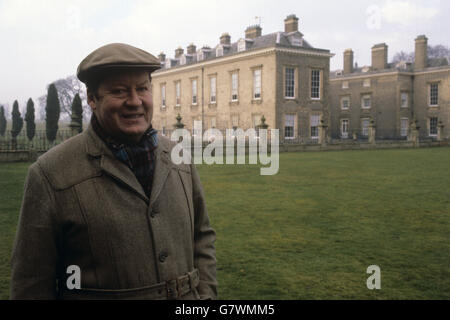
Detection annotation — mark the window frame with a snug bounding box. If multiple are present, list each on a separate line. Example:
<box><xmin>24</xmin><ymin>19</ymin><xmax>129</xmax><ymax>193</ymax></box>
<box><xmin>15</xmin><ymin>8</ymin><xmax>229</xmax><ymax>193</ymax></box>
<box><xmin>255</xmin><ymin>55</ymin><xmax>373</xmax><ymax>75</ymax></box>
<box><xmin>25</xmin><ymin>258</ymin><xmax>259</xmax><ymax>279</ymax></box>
<box><xmin>284</xmin><ymin>67</ymin><xmax>296</xmax><ymax>99</ymax></box>
<box><xmin>310</xmin><ymin>69</ymin><xmax>321</xmax><ymax>100</ymax></box>
<box><xmin>361</xmin><ymin>94</ymin><xmax>372</xmax><ymax>109</ymax></box>
<box><xmin>310</xmin><ymin>114</ymin><xmax>320</xmax><ymax>139</ymax></box>
<box><xmin>209</xmin><ymin>76</ymin><xmax>217</xmax><ymax>104</ymax></box>
<box><xmin>401</xmin><ymin>92</ymin><xmax>409</xmax><ymax>108</ymax></box>
<box><xmin>175</xmin><ymin>81</ymin><xmax>181</xmax><ymax>106</ymax></box>
<box><xmin>284</xmin><ymin>114</ymin><xmax>295</xmax><ymax>140</ymax></box>
<box><xmin>161</xmin><ymin>83</ymin><xmax>166</xmax><ymax>108</ymax></box>
<box><xmin>191</xmin><ymin>79</ymin><xmax>198</xmax><ymax>105</ymax></box>
<box><xmin>231</xmin><ymin>72</ymin><xmax>239</xmax><ymax>102</ymax></box>
<box><xmin>341</xmin><ymin>119</ymin><xmax>349</xmax><ymax>138</ymax></box>
<box><xmin>253</xmin><ymin>68</ymin><xmax>262</xmax><ymax>100</ymax></box>
<box><xmin>429</xmin><ymin>117</ymin><xmax>438</xmax><ymax>136</ymax></box>
<box><xmin>429</xmin><ymin>83</ymin><xmax>439</xmax><ymax>107</ymax></box>
<box><xmin>361</xmin><ymin>118</ymin><xmax>370</xmax><ymax>136</ymax></box>
<box><xmin>400</xmin><ymin>117</ymin><xmax>409</xmax><ymax>137</ymax></box>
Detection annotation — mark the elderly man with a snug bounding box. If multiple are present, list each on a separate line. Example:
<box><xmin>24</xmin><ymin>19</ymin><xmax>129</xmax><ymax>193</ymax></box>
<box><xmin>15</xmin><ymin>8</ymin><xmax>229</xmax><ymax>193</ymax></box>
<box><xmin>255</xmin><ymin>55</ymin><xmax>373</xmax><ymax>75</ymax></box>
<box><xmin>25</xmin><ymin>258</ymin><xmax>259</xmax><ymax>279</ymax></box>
<box><xmin>10</xmin><ymin>43</ymin><xmax>217</xmax><ymax>300</ymax></box>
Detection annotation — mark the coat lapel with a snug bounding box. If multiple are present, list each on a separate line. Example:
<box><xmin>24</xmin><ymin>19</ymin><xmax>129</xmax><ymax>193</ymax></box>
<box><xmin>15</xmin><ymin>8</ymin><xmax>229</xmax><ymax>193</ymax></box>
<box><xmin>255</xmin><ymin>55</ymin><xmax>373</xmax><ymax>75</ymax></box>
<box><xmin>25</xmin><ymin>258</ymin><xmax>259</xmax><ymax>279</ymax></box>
<box><xmin>84</xmin><ymin>124</ymin><xmax>149</xmax><ymax>203</ymax></box>
<box><xmin>149</xmin><ymin>137</ymin><xmax>172</xmax><ymax>207</ymax></box>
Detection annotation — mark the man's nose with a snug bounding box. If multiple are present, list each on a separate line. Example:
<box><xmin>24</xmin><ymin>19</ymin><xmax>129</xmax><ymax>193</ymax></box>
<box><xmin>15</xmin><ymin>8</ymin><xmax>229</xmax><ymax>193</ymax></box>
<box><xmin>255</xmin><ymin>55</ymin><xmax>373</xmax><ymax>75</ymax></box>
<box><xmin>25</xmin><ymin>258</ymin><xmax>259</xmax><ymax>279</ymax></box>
<box><xmin>125</xmin><ymin>89</ymin><xmax>142</xmax><ymax>107</ymax></box>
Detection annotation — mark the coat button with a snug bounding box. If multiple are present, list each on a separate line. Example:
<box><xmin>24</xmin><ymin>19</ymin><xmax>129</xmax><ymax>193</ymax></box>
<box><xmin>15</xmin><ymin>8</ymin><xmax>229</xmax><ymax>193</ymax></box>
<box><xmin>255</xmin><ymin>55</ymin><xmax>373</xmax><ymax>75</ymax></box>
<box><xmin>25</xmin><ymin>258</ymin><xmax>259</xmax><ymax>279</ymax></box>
<box><xmin>159</xmin><ymin>252</ymin><xmax>168</xmax><ymax>262</ymax></box>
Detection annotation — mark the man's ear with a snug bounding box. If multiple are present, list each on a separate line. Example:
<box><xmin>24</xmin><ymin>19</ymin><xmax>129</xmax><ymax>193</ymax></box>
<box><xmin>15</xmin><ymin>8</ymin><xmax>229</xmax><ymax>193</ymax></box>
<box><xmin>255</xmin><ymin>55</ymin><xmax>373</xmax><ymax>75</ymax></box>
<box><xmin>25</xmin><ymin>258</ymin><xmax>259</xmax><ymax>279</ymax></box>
<box><xmin>87</xmin><ymin>89</ymin><xmax>97</xmax><ymax>111</ymax></box>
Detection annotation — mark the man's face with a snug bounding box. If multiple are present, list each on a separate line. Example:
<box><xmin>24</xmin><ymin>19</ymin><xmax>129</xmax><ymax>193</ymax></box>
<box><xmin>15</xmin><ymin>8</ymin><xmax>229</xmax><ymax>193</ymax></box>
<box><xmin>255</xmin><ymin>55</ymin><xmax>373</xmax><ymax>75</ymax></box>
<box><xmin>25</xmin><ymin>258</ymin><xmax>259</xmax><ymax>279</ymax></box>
<box><xmin>88</xmin><ymin>70</ymin><xmax>153</xmax><ymax>143</ymax></box>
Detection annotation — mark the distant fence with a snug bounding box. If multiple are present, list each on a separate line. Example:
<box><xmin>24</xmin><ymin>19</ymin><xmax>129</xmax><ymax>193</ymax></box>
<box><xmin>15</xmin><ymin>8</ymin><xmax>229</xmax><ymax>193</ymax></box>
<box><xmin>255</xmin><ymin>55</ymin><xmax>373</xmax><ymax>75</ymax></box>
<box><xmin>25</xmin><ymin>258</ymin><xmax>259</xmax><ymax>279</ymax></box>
<box><xmin>0</xmin><ymin>130</ymin><xmax>72</xmax><ymax>151</ymax></box>
<box><xmin>0</xmin><ymin>128</ymin><xmax>449</xmax><ymax>162</ymax></box>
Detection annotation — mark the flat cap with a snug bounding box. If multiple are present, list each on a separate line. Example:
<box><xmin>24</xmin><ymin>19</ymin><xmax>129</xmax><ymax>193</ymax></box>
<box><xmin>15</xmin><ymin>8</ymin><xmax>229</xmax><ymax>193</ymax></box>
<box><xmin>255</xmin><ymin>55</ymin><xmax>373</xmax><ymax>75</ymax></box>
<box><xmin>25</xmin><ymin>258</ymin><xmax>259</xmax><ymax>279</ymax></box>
<box><xmin>77</xmin><ymin>43</ymin><xmax>161</xmax><ymax>84</ymax></box>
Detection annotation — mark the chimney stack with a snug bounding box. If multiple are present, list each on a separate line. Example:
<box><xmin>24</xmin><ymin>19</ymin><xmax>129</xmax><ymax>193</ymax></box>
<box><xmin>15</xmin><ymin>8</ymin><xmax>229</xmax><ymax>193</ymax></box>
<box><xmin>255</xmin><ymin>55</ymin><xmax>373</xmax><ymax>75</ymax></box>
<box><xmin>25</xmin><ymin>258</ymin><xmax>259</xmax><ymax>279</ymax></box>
<box><xmin>175</xmin><ymin>47</ymin><xmax>184</xmax><ymax>58</ymax></box>
<box><xmin>158</xmin><ymin>52</ymin><xmax>166</xmax><ymax>62</ymax></box>
<box><xmin>371</xmin><ymin>43</ymin><xmax>388</xmax><ymax>70</ymax></box>
<box><xmin>415</xmin><ymin>35</ymin><xmax>428</xmax><ymax>70</ymax></box>
<box><xmin>284</xmin><ymin>14</ymin><xmax>299</xmax><ymax>33</ymax></box>
<box><xmin>343</xmin><ymin>49</ymin><xmax>354</xmax><ymax>74</ymax></box>
<box><xmin>245</xmin><ymin>25</ymin><xmax>262</xmax><ymax>39</ymax></box>
<box><xmin>187</xmin><ymin>43</ymin><xmax>196</xmax><ymax>55</ymax></box>
<box><xmin>220</xmin><ymin>33</ymin><xmax>231</xmax><ymax>45</ymax></box>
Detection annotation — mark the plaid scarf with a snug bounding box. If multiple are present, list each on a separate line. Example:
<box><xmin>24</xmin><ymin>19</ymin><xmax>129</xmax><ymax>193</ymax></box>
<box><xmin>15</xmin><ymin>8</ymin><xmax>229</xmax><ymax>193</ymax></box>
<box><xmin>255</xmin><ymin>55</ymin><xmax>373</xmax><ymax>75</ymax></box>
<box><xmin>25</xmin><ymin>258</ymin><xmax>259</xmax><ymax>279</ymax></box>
<box><xmin>91</xmin><ymin>114</ymin><xmax>158</xmax><ymax>198</ymax></box>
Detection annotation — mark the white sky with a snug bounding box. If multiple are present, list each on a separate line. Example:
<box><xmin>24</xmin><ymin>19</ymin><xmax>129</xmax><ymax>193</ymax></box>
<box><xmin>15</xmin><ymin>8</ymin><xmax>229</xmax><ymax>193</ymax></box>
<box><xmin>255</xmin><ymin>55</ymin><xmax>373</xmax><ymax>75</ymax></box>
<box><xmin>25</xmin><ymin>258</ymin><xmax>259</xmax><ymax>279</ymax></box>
<box><xmin>0</xmin><ymin>0</ymin><xmax>449</xmax><ymax>114</ymax></box>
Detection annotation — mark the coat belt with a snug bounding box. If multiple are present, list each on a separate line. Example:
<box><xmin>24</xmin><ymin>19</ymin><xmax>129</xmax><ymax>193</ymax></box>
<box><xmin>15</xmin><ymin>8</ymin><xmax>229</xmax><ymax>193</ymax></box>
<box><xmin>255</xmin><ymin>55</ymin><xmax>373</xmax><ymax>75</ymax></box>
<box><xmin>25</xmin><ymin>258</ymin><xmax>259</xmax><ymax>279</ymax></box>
<box><xmin>59</xmin><ymin>269</ymin><xmax>200</xmax><ymax>300</ymax></box>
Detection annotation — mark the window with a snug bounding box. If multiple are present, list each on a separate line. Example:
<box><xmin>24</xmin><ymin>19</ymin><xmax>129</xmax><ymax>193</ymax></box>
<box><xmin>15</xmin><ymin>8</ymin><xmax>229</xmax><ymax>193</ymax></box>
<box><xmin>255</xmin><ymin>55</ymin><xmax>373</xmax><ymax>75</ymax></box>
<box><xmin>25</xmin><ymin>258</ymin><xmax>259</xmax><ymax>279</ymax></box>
<box><xmin>401</xmin><ymin>93</ymin><xmax>408</xmax><ymax>108</ymax></box>
<box><xmin>362</xmin><ymin>95</ymin><xmax>371</xmax><ymax>109</ymax></box>
<box><xmin>341</xmin><ymin>119</ymin><xmax>349</xmax><ymax>138</ymax></box>
<box><xmin>175</xmin><ymin>81</ymin><xmax>181</xmax><ymax>106</ymax></box>
<box><xmin>253</xmin><ymin>69</ymin><xmax>261</xmax><ymax>99</ymax></box>
<box><xmin>179</xmin><ymin>55</ymin><xmax>186</xmax><ymax>65</ymax></box>
<box><xmin>284</xmin><ymin>114</ymin><xmax>295</xmax><ymax>139</ymax></box>
<box><xmin>429</xmin><ymin>117</ymin><xmax>438</xmax><ymax>136</ymax></box>
<box><xmin>237</xmin><ymin>39</ymin><xmax>246</xmax><ymax>52</ymax></box>
<box><xmin>197</xmin><ymin>51</ymin><xmax>204</xmax><ymax>61</ymax></box>
<box><xmin>361</xmin><ymin>118</ymin><xmax>370</xmax><ymax>136</ymax></box>
<box><xmin>291</xmin><ymin>37</ymin><xmax>302</xmax><ymax>46</ymax></box>
<box><xmin>231</xmin><ymin>73</ymin><xmax>238</xmax><ymax>101</ymax></box>
<box><xmin>161</xmin><ymin>84</ymin><xmax>166</xmax><ymax>107</ymax></box>
<box><xmin>231</xmin><ymin>115</ymin><xmax>239</xmax><ymax>130</ymax></box>
<box><xmin>401</xmin><ymin>118</ymin><xmax>409</xmax><ymax>137</ymax></box>
<box><xmin>342</xmin><ymin>81</ymin><xmax>349</xmax><ymax>89</ymax></box>
<box><xmin>285</xmin><ymin>67</ymin><xmax>295</xmax><ymax>98</ymax></box>
<box><xmin>161</xmin><ymin>118</ymin><xmax>167</xmax><ymax>136</ymax></box>
<box><xmin>216</xmin><ymin>46</ymin><xmax>223</xmax><ymax>57</ymax></box>
<box><xmin>310</xmin><ymin>115</ymin><xmax>320</xmax><ymax>138</ymax></box>
<box><xmin>311</xmin><ymin>69</ymin><xmax>321</xmax><ymax>99</ymax></box>
<box><xmin>430</xmin><ymin>83</ymin><xmax>439</xmax><ymax>106</ymax></box>
<box><xmin>341</xmin><ymin>97</ymin><xmax>350</xmax><ymax>110</ymax></box>
<box><xmin>210</xmin><ymin>77</ymin><xmax>216</xmax><ymax>103</ymax></box>
<box><xmin>191</xmin><ymin>79</ymin><xmax>197</xmax><ymax>105</ymax></box>
<box><xmin>363</xmin><ymin>79</ymin><xmax>371</xmax><ymax>87</ymax></box>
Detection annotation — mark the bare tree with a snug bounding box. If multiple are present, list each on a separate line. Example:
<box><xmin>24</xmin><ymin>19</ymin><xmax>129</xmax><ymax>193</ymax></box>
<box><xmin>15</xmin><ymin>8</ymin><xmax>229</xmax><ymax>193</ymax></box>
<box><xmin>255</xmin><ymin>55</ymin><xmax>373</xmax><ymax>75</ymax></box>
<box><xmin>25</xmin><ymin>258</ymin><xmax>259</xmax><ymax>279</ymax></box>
<box><xmin>392</xmin><ymin>44</ymin><xmax>450</xmax><ymax>64</ymax></box>
<box><xmin>38</xmin><ymin>75</ymin><xmax>91</xmax><ymax>123</ymax></box>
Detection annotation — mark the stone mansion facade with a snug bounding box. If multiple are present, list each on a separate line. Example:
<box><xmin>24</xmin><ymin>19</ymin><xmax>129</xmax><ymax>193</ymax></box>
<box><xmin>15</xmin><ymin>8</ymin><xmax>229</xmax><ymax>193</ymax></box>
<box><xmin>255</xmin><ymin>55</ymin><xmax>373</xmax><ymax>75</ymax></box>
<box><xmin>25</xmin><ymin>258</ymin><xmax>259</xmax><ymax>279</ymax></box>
<box><xmin>151</xmin><ymin>15</ymin><xmax>449</xmax><ymax>142</ymax></box>
<box><xmin>330</xmin><ymin>35</ymin><xmax>450</xmax><ymax>141</ymax></box>
<box><xmin>151</xmin><ymin>15</ymin><xmax>333</xmax><ymax>142</ymax></box>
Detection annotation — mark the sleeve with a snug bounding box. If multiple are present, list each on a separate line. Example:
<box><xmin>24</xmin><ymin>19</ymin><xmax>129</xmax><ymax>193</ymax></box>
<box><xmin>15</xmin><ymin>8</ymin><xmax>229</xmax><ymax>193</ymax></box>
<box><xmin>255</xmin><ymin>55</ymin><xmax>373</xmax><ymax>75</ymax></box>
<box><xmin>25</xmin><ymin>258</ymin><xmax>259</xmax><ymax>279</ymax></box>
<box><xmin>191</xmin><ymin>164</ymin><xmax>218</xmax><ymax>300</ymax></box>
<box><xmin>10</xmin><ymin>162</ymin><xmax>61</xmax><ymax>300</ymax></box>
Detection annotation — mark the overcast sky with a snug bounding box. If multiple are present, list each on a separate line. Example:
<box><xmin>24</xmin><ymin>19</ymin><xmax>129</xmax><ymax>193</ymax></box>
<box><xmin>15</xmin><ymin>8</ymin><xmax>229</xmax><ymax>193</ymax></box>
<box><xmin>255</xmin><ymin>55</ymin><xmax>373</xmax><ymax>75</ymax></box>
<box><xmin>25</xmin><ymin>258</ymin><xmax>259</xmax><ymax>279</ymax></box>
<box><xmin>1</xmin><ymin>0</ymin><xmax>449</xmax><ymax>113</ymax></box>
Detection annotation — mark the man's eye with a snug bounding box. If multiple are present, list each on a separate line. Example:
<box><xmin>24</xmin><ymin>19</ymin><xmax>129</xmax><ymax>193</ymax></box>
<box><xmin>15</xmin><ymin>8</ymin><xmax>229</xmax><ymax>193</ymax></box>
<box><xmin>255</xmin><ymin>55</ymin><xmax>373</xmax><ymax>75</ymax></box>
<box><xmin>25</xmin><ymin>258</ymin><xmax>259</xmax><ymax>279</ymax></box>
<box><xmin>137</xmin><ymin>87</ymin><xmax>148</xmax><ymax>92</ymax></box>
<box><xmin>111</xmin><ymin>89</ymin><xmax>127</xmax><ymax>94</ymax></box>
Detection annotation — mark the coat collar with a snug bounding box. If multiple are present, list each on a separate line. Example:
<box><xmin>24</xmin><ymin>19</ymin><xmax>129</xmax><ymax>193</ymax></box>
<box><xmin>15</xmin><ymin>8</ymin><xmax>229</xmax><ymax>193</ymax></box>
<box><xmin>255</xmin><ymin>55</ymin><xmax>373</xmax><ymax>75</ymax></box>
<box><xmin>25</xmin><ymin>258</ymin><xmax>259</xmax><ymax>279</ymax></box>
<box><xmin>84</xmin><ymin>123</ymin><xmax>171</xmax><ymax>206</ymax></box>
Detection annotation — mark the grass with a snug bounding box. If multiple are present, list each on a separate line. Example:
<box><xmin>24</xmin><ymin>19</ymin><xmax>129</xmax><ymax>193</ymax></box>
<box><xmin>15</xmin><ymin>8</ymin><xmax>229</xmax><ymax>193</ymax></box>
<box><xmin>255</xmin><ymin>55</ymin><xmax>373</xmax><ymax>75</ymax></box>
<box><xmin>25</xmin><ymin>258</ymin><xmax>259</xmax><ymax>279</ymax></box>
<box><xmin>0</xmin><ymin>147</ymin><xmax>449</xmax><ymax>299</ymax></box>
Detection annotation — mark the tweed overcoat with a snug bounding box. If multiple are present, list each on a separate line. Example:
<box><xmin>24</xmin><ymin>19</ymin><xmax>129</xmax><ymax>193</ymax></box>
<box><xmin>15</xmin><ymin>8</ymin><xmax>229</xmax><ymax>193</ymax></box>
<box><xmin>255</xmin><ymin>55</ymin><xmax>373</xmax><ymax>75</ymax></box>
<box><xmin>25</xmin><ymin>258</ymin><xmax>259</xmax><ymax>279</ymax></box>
<box><xmin>10</xmin><ymin>124</ymin><xmax>217</xmax><ymax>299</ymax></box>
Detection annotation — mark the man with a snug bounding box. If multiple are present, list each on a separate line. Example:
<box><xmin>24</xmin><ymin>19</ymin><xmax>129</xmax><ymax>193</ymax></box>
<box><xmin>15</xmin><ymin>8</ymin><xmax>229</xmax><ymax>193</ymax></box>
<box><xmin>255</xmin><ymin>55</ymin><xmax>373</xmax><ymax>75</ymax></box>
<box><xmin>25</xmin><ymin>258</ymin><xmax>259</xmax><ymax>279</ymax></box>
<box><xmin>10</xmin><ymin>43</ymin><xmax>217</xmax><ymax>300</ymax></box>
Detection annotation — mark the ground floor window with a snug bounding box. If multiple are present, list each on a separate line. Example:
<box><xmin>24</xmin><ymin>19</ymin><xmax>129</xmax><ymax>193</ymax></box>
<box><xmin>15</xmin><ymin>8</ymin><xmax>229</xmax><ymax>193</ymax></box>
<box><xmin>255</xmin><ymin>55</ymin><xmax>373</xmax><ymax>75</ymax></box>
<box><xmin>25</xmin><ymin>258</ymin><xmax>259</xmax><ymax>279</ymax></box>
<box><xmin>310</xmin><ymin>115</ymin><xmax>320</xmax><ymax>139</ymax></box>
<box><xmin>429</xmin><ymin>117</ymin><xmax>438</xmax><ymax>136</ymax></box>
<box><xmin>284</xmin><ymin>114</ymin><xmax>295</xmax><ymax>139</ymax></box>
<box><xmin>361</xmin><ymin>118</ymin><xmax>370</xmax><ymax>136</ymax></box>
<box><xmin>341</xmin><ymin>119</ymin><xmax>349</xmax><ymax>138</ymax></box>
<box><xmin>401</xmin><ymin>118</ymin><xmax>409</xmax><ymax>137</ymax></box>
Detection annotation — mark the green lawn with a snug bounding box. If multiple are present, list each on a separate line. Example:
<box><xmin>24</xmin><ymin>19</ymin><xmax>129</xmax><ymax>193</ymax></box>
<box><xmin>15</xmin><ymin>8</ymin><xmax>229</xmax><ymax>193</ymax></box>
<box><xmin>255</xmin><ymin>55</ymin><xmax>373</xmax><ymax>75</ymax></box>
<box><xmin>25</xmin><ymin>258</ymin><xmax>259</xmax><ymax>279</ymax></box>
<box><xmin>1</xmin><ymin>148</ymin><xmax>449</xmax><ymax>299</ymax></box>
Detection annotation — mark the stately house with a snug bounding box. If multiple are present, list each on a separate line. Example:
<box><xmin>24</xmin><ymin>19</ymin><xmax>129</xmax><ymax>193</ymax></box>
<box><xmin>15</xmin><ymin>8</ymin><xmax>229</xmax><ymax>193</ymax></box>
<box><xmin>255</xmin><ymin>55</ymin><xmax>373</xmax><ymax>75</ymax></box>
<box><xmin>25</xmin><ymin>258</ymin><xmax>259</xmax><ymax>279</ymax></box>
<box><xmin>151</xmin><ymin>15</ymin><xmax>333</xmax><ymax>142</ymax></box>
<box><xmin>330</xmin><ymin>36</ymin><xmax>450</xmax><ymax>141</ymax></box>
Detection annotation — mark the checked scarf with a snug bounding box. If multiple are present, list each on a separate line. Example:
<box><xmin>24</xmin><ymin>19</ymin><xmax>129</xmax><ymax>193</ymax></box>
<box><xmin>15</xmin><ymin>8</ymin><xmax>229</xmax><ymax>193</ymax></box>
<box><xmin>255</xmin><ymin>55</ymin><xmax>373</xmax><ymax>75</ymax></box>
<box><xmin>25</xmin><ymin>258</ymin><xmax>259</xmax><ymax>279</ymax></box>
<box><xmin>91</xmin><ymin>114</ymin><xmax>158</xmax><ymax>198</ymax></box>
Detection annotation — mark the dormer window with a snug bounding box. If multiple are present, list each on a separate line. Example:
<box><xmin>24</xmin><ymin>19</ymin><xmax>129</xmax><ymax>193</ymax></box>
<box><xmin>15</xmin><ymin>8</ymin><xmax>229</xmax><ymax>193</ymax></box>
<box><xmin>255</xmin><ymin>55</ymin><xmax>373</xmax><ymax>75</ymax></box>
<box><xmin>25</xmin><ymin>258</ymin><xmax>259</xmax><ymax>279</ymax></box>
<box><xmin>179</xmin><ymin>55</ymin><xmax>186</xmax><ymax>65</ymax></box>
<box><xmin>291</xmin><ymin>36</ymin><xmax>302</xmax><ymax>46</ymax></box>
<box><xmin>165</xmin><ymin>58</ymin><xmax>172</xmax><ymax>69</ymax></box>
<box><xmin>237</xmin><ymin>39</ymin><xmax>246</xmax><ymax>52</ymax></box>
<box><xmin>197</xmin><ymin>51</ymin><xmax>204</xmax><ymax>61</ymax></box>
<box><xmin>216</xmin><ymin>46</ymin><xmax>223</xmax><ymax>57</ymax></box>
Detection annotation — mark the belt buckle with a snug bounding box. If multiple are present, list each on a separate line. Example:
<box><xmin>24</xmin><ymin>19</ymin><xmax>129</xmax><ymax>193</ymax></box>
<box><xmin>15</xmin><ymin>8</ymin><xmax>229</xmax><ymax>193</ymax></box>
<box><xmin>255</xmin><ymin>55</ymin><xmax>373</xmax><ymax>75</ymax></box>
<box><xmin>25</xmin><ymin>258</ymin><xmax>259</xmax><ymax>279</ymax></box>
<box><xmin>165</xmin><ymin>278</ymin><xmax>180</xmax><ymax>300</ymax></box>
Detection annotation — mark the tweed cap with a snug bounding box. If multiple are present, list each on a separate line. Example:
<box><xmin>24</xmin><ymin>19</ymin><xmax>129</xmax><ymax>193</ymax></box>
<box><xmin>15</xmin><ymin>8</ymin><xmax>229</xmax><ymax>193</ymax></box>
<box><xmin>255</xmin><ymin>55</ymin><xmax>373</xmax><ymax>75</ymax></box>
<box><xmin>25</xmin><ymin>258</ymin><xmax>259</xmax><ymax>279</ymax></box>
<box><xmin>77</xmin><ymin>43</ymin><xmax>161</xmax><ymax>84</ymax></box>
